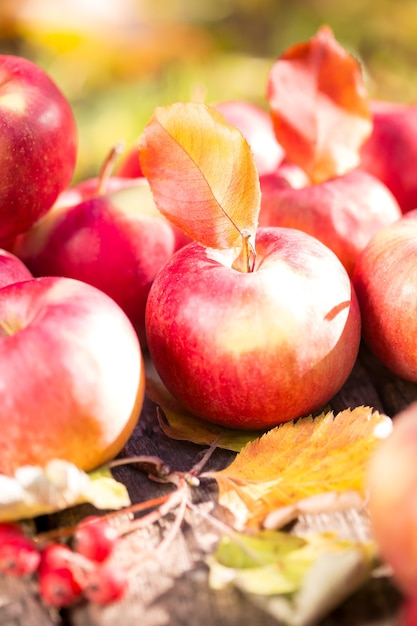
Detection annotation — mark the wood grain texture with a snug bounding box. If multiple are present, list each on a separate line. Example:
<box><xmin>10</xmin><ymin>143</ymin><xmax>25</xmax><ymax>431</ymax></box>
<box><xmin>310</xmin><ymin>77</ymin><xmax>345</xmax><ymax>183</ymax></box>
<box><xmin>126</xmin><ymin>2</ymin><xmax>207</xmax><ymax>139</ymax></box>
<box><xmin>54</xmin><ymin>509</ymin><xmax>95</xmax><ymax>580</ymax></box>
<box><xmin>1</xmin><ymin>343</ymin><xmax>413</xmax><ymax>626</ymax></box>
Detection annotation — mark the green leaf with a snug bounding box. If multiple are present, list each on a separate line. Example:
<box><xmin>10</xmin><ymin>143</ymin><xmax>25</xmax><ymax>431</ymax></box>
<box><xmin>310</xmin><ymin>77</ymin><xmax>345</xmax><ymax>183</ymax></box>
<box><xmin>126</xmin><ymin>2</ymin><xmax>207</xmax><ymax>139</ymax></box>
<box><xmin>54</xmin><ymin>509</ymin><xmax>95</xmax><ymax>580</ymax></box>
<box><xmin>214</xmin><ymin>530</ymin><xmax>306</xmax><ymax>569</ymax></box>
<box><xmin>208</xmin><ymin>529</ymin><xmax>378</xmax><ymax>624</ymax></box>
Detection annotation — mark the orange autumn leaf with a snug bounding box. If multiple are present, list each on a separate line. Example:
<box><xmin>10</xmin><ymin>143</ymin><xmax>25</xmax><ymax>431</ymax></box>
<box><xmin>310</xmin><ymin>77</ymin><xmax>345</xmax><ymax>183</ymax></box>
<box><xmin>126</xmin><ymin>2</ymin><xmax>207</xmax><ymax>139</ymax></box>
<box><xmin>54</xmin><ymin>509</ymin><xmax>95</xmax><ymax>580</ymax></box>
<box><xmin>139</xmin><ymin>102</ymin><xmax>261</xmax><ymax>251</ymax></box>
<box><xmin>266</xmin><ymin>25</ymin><xmax>372</xmax><ymax>183</ymax></box>
<box><xmin>205</xmin><ymin>406</ymin><xmax>391</xmax><ymax>530</ymax></box>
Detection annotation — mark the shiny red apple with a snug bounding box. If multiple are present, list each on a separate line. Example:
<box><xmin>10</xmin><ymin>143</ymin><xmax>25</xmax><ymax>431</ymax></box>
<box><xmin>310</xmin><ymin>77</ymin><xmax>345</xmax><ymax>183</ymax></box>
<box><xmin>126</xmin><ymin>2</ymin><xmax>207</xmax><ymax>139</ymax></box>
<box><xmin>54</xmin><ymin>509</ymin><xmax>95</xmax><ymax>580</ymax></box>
<box><xmin>146</xmin><ymin>226</ymin><xmax>361</xmax><ymax>429</ymax></box>
<box><xmin>352</xmin><ymin>214</ymin><xmax>417</xmax><ymax>381</ymax></box>
<box><xmin>0</xmin><ymin>275</ymin><xmax>145</xmax><ymax>475</ymax></box>
<box><xmin>360</xmin><ymin>100</ymin><xmax>417</xmax><ymax>213</ymax></box>
<box><xmin>0</xmin><ymin>55</ymin><xmax>77</xmax><ymax>242</ymax></box>
<box><xmin>12</xmin><ymin>179</ymin><xmax>188</xmax><ymax>348</ymax></box>
<box><xmin>258</xmin><ymin>166</ymin><xmax>402</xmax><ymax>276</ymax></box>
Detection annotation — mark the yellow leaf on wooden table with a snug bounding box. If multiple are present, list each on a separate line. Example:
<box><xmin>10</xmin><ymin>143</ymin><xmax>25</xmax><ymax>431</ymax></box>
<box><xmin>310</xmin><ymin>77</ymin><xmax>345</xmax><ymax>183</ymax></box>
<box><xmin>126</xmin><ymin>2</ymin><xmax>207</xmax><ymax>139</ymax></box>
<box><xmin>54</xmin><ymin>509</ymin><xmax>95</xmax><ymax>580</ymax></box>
<box><xmin>204</xmin><ymin>406</ymin><xmax>392</xmax><ymax>529</ymax></box>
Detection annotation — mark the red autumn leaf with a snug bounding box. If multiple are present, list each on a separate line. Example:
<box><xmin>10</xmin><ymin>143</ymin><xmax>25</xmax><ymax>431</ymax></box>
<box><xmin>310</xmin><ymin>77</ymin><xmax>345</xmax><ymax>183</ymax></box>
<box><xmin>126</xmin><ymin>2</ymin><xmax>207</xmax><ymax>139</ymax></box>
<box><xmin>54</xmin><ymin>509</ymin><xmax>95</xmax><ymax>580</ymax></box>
<box><xmin>266</xmin><ymin>25</ymin><xmax>372</xmax><ymax>183</ymax></box>
<box><xmin>138</xmin><ymin>102</ymin><xmax>261</xmax><ymax>252</ymax></box>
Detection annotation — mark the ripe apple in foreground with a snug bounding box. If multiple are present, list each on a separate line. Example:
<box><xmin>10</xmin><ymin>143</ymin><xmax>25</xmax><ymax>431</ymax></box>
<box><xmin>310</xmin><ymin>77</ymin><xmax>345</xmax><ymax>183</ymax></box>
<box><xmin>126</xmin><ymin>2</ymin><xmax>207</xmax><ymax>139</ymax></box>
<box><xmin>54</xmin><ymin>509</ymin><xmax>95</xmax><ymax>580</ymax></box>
<box><xmin>146</xmin><ymin>227</ymin><xmax>361</xmax><ymax>429</ymax></box>
<box><xmin>0</xmin><ymin>249</ymin><xmax>32</xmax><ymax>288</ymax></box>
<box><xmin>352</xmin><ymin>214</ymin><xmax>417</xmax><ymax>381</ymax></box>
<box><xmin>0</xmin><ymin>55</ymin><xmax>77</xmax><ymax>242</ymax></box>
<box><xmin>367</xmin><ymin>401</ymin><xmax>417</xmax><ymax>596</ymax></box>
<box><xmin>360</xmin><ymin>100</ymin><xmax>417</xmax><ymax>213</ymax></box>
<box><xmin>258</xmin><ymin>166</ymin><xmax>402</xmax><ymax>276</ymax></box>
<box><xmin>12</xmin><ymin>179</ymin><xmax>188</xmax><ymax>348</ymax></box>
<box><xmin>0</xmin><ymin>275</ymin><xmax>145</xmax><ymax>476</ymax></box>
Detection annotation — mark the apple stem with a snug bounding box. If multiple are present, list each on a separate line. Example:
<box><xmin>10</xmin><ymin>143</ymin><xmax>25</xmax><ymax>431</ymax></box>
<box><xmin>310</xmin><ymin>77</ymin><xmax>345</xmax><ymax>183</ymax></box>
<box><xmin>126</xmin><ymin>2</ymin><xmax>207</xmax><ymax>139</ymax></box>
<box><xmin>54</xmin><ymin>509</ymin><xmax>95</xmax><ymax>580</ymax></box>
<box><xmin>232</xmin><ymin>231</ymin><xmax>256</xmax><ymax>273</ymax></box>
<box><xmin>96</xmin><ymin>141</ymin><xmax>126</xmax><ymax>195</ymax></box>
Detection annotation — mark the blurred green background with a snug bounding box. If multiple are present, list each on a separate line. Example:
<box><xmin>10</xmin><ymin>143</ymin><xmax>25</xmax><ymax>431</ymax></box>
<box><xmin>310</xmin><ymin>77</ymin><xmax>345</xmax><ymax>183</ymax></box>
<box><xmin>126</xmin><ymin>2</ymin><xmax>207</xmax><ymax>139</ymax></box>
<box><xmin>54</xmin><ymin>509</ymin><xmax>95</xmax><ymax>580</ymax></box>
<box><xmin>2</xmin><ymin>0</ymin><xmax>417</xmax><ymax>181</ymax></box>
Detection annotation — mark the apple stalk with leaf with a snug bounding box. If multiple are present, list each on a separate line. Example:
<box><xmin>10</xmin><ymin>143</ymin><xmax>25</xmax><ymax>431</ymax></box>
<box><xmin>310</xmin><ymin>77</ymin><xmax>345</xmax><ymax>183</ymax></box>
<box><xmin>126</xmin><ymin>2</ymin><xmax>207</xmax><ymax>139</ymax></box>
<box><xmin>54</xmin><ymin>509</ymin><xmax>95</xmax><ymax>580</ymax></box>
<box><xmin>140</xmin><ymin>102</ymin><xmax>361</xmax><ymax>429</ymax></box>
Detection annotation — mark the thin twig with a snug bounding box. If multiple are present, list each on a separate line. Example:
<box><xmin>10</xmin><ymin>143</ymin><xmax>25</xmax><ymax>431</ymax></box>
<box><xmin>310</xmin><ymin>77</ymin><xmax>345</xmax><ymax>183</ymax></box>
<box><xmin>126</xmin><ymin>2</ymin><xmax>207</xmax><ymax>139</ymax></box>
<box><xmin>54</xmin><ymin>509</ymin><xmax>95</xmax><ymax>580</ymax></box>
<box><xmin>189</xmin><ymin>437</ymin><xmax>221</xmax><ymax>477</ymax></box>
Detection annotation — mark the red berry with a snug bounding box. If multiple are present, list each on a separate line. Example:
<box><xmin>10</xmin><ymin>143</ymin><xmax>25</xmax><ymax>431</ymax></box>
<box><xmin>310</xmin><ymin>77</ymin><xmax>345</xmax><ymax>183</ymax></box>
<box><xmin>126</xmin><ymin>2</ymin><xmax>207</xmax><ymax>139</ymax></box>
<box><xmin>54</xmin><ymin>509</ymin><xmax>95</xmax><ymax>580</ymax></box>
<box><xmin>73</xmin><ymin>516</ymin><xmax>119</xmax><ymax>563</ymax></box>
<box><xmin>0</xmin><ymin>535</ymin><xmax>40</xmax><ymax>576</ymax></box>
<box><xmin>84</xmin><ymin>562</ymin><xmax>128</xmax><ymax>605</ymax></box>
<box><xmin>39</xmin><ymin>543</ymin><xmax>75</xmax><ymax>574</ymax></box>
<box><xmin>0</xmin><ymin>523</ymin><xmax>25</xmax><ymax>542</ymax></box>
<box><xmin>38</xmin><ymin>566</ymin><xmax>84</xmax><ymax>608</ymax></box>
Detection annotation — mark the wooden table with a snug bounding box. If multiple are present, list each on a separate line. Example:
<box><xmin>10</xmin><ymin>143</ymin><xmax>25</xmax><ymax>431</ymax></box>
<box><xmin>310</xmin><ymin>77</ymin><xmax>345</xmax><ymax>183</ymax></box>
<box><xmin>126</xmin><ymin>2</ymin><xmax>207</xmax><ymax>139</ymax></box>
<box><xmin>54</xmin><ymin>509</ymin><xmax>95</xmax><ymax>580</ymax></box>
<box><xmin>0</xmin><ymin>343</ymin><xmax>411</xmax><ymax>626</ymax></box>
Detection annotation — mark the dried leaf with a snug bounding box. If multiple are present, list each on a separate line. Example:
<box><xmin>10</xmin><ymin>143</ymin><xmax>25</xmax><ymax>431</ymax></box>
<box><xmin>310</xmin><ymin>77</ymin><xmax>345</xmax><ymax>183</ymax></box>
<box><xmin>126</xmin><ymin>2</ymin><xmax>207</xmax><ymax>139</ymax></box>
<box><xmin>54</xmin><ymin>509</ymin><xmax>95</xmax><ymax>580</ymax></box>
<box><xmin>208</xmin><ymin>529</ymin><xmax>377</xmax><ymax>625</ymax></box>
<box><xmin>146</xmin><ymin>377</ymin><xmax>264</xmax><ymax>453</ymax></box>
<box><xmin>205</xmin><ymin>407</ymin><xmax>391</xmax><ymax>529</ymax></box>
<box><xmin>0</xmin><ymin>459</ymin><xmax>131</xmax><ymax>522</ymax></box>
<box><xmin>139</xmin><ymin>102</ymin><xmax>261</xmax><ymax>251</ymax></box>
<box><xmin>266</xmin><ymin>25</ymin><xmax>372</xmax><ymax>183</ymax></box>
<box><xmin>263</xmin><ymin>490</ymin><xmax>365</xmax><ymax>530</ymax></box>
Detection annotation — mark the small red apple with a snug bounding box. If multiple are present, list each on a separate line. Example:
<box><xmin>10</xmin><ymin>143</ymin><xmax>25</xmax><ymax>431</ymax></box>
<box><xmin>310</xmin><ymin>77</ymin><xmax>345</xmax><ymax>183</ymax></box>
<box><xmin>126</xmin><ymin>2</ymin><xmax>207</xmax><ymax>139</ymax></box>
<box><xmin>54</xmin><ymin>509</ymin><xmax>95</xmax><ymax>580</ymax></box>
<box><xmin>0</xmin><ymin>55</ymin><xmax>77</xmax><ymax>242</ymax></box>
<box><xmin>12</xmin><ymin>179</ymin><xmax>189</xmax><ymax>348</ymax></box>
<box><xmin>145</xmin><ymin>226</ymin><xmax>361</xmax><ymax>429</ymax></box>
<box><xmin>352</xmin><ymin>214</ymin><xmax>417</xmax><ymax>381</ymax></box>
<box><xmin>367</xmin><ymin>401</ymin><xmax>417</xmax><ymax>596</ymax></box>
<box><xmin>213</xmin><ymin>100</ymin><xmax>285</xmax><ymax>175</ymax></box>
<box><xmin>258</xmin><ymin>166</ymin><xmax>402</xmax><ymax>276</ymax></box>
<box><xmin>0</xmin><ymin>249</ymin><xmax>32</xmax><ymax>288</ymax></box>
<box><xmin>0</xmin><ymin>275</ymin><xmax>145</xmax><ymax>475</ymax></box>
<box><xmin>360</xmin><ymin>100</ymin><xmax>417</xmax><ymax>213</ymax></box>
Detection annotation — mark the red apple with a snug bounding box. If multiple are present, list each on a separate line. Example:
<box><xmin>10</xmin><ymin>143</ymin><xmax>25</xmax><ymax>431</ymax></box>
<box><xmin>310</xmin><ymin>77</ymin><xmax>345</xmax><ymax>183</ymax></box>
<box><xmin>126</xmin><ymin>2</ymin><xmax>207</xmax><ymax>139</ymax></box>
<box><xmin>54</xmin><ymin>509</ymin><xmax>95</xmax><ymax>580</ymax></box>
<box><xmin>258</xmin><ymin>166</ymin><xmax>402</xmax><ymax>276</ymax></box>
<box><xmin>0</xmin><ymin>275</ymin><xmax>145</xmax><ymax>476</ymax></box>
<box><xmin>360</xmin><ymin>100</ymin><xmax>417</xmax><ymax>213</ymax></box>
<box><xmin>0</xmin><ymin>55</ymin><xmax>77</xmax><ymax>242</ymax></box>
<box><xmin>0</xmin><ymin>249</ymin><xmax>32</xmax><ymax>288</ymax></box>
<box><xmin>352</xmin><ymin>214</ymin><xmax>417</xmax><ymax>381</ymax></box>
<box><xmin>145</xmin><ymin>226</ymin><xmax>361</xmax><ymax>429</ymax></box>
<box><xmin>12</xmin><ymin>179</ymin><xmax>189</xmax><ymax>348</ymax></box>
<box><xmin>367</xmin><ymin>401</ymin><xmax>417</xmax><ymax>596</ymax></box>
<box><xmin>115</xmin><ymin>142</ymin><xmax>144</xmax><ymax>178</ymax></box>
<box><xmin>213</xmin><ymin>99</ymin><xmax>285</xmax><ymax>175</ymax></box>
